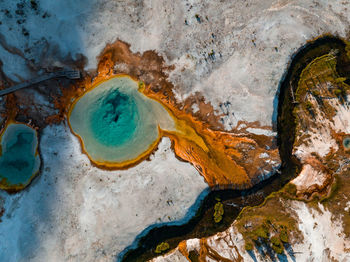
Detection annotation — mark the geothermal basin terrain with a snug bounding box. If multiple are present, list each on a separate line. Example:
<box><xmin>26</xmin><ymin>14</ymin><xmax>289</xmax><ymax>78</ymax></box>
<box><xmin>0</xmin><ymin>0</ymin><xmax>350</xmax><ymax>262</ymax></box>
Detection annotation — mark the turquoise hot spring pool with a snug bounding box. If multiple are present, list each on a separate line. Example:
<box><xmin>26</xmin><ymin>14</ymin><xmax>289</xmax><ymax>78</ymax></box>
<box><xmin>0</xmin><ymin>123</ymin><xmax>40</xmax><ymax>190</ymax></box>
<box><xmin>68</xmin><ymin>76</ymin><xmax>174</xmax><ymax>167</ymax></box>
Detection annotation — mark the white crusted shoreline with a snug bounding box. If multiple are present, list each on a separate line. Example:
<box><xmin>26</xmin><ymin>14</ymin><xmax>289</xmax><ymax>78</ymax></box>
<box><xmin>0</xmin><ymin>124</ymin><xmax>207</xmax><ymax>262</ymax></box>
<box><xmin>0</xmin><ymin>0</ymin><xmax>350</xmax><ymax>261</ymax></box>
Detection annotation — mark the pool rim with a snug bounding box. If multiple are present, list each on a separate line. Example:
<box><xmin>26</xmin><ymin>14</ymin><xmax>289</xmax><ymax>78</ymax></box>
<box><xmin>67</xmin><ymin>74</ymin><xmax>166</xmax><ymax>170</ymax></box>
<box><xmin>0</xmin><ymin>120</ymin><xmax>41</xmax><ymax>192</ymax></box>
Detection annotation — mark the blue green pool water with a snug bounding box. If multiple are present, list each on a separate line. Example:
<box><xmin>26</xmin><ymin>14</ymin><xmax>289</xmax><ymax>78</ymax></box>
<box><xmin>90</xmin><ymin>88</ymin><xmax>138</xmax><ymax>146</ymax></box>
<box><xmin>69</xmin><ymin>76</ymin><xmax>174</xmax><ymax>164</ymax></box>
<box><xmin>343</xmin><ymin>137</ymin><xmax>350</xmax><ymax>149</ymax></box>
<box><xmin>0</xmin><ymin>123</ymin><xmax>40</xmax><ymax>188</ymax></box>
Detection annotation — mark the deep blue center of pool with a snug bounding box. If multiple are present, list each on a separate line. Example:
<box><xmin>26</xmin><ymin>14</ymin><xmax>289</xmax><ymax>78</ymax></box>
<box><xmin>68</xmin><ymin>76</ymin><xmax>174</xmax><ymax>164</ymax></box>
<box><xmin>0</xmin><ymin>124</ymin><xmax>40</xmax><ymax>187</ymax></box>
<box><xmin>90</xmin><ymin>90</ymin><xmax>138</xmax><ymax>146</ymax></box>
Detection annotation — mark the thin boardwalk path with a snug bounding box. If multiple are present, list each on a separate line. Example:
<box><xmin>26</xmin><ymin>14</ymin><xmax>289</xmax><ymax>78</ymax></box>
<box><xmin>0</xmin><ymin>70</ymin><xmax>80</xmax><ymax>96</ymax></box>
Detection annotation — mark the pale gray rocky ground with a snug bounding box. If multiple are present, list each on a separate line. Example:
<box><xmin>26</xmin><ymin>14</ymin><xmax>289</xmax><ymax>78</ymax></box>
<box><xmin>1</xmin><ymin>0</ymin><xmax>349</xmax><ymax>129</ymax></box>
<box><xmin>152</xmin><ymin>75</ymin><xmax>350</xmax><ymax>262</ymax></box>
<box><xmin>0</xmin><ymin>0</ymin><xmax>350</xmax><ymax>261</ymax></box>
<box><xmin>0</xmin><ymin>124</ymin><xmax>207</xmax><ymax>261</ymax></box>
<box><xmin>152</xmin><ymin>201</ymin><xmax>350</xmax><ymax>262</ymax></box>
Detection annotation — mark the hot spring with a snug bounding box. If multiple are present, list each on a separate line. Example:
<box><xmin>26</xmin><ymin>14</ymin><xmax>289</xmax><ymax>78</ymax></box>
<box><xmin>68</xmin><ymin>76</ymin><xmax>175</xmax><ymax>168</ymax></box>
<box><xmin>0</xmin><ymin>123</ymin><xmax>40</xmax><ymax>191</ymax></box>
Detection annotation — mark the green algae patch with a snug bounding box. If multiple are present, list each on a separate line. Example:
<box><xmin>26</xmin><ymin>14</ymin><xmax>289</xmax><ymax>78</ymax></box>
<box><xmin>0</xmin><ymin>123</ymin><xmax>40</xmax><ymax>192</ymax></box>
<box><xmin>213</xmin><ymin>201</ymin><xmax>224</xmax><ymax>223</ymax></box>
<box><xmin>154</xmin><ymin>242</ymin><xmax>170</xmax><ymax>254</ymax></box>
<box><xmin>235</xmin><ymin>193</ymin><xmax>300</xmax><ymax>256</ymax></box>
<box><xmin>68</xmin><ymin>76</ymin><xmax>174</xmax><ymax>169</ymax></box>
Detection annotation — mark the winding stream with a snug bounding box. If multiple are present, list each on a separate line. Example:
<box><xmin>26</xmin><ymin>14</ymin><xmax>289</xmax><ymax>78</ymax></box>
<box><xmin>119</xmin><ymin>36</ymin><xmax>350</xmax><ymax>262</ymax></box>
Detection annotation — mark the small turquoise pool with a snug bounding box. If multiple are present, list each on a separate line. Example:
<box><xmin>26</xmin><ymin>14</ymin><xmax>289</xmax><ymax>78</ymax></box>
<box><xmin>68</xmin><ymin>76</ymin><xmax>174</xmax><ymax>166</ymax></box>
<box><xmin>0</xmin><ymin>123</ymin><xmax>40</xmax><ymax>190</ymax></box>
<box><xmin>343</xmin><ymin>137</ymin><xmax>350</xmax><ymax>150</ymax></box>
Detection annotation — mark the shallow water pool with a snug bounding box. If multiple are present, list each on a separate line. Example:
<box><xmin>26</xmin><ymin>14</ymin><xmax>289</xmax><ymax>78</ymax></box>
<box><xmin>0</xmin><ymin>123</ymin><xmax>40</xmax><ymax>190</ymax></box>
<box><xmin>68</xmin><ymin>76</ymin><xmax>174</xmax><ymax>166</ymax></box>
<box><xmin>343</xmin><ymin>137</ymin><xmax>350</xmax><ymax>150</ymax></box>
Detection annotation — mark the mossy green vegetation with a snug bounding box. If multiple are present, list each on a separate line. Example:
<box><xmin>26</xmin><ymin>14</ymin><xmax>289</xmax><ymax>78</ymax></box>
<box><xmin>291</xmin><ymin>38</ymin><xmax>350</xmax><ymax>240</ymax></box>
<box><xmin>291</xmin><ymin>41</ymin><xmax>350</xmax><ymax>151</ymax></box>
<box><xmin>236</xmin><ymin>185</ymin><xmax>300</xmax><ymax>255</ymax></box>
<box><xmin>224</xmin><ymin>37</ymin><xmax>350</xmax><ymax>259</ymax></box>
<box><xmin>245</xmin><ymin>241</ymin><xmax>254</xmax><ymax>251</ymax></box>
<box><xmin>138</xmin><ymin>81</ymin><xmax>145</xmax><ymax>91</ymax></box>
<box><xmin>295</xmin><ymin>52</ymin><xmax>349</xmax><ymax>119</ymax></box>
<box><xmin>213</xmin><ymin>201</ymin><xmax>224</xmax><ymax>223</ymax></box>
<box><xmin>240</xmin><ymin>38</ymin><xmax>350</xmax><ymax>257</ymax></box>
<box><xmin>271</xmin><ymin>236</ymin><xmax>284</xmax><ymax>254</ymax></box>
<box><xmin>345</xmin><ymin>41</ymin><xmax>350</xmax><ymax>59</ymax></box>
<box><xmin>155</xmin><ymin>242</ymin><xmax>169</xmax><ymax>254</ymax></box>
<box><xmin>319</xmin><ymin>169</ymin><xmax>350</xmax><ymax>237</ymax></box>
<box><xmin>252</xmin><ymin>223</ymin><xmax>269</xmax><ymax>240</ymax></box>
<box><xmin>279</xmin><ymin>227</ymin><xmax>289</xmax><ymax>243</ymax></box>
<box><xmin>283</xmin><ymin>183</ymin><xmax>297</xmax><ymax>197</ymax></box>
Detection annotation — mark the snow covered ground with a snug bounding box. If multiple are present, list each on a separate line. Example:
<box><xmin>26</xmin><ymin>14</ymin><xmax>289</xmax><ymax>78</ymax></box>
<box><xmin>0</xmin><ymin>124</ymin><xmax>207</xmax><ymax>262</ymax></box>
